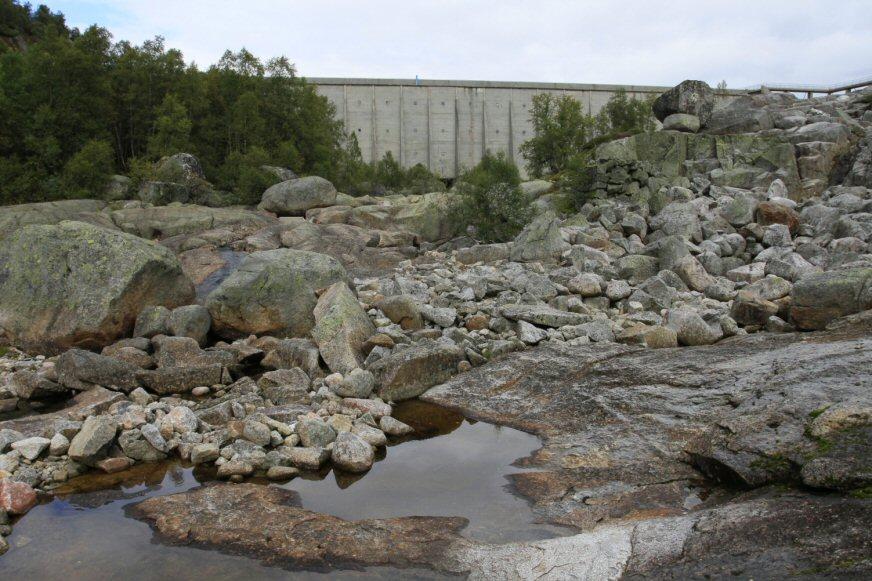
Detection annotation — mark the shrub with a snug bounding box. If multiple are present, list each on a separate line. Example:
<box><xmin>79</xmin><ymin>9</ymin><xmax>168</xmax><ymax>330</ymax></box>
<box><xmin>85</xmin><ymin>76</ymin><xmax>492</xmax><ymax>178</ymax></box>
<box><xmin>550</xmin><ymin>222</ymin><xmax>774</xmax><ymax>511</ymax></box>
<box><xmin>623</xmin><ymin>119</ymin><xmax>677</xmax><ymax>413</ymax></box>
<box><xmin>60</xmin><ymin>139</ymin><xmax>114</xmax><ymax>198</ymax></box>
<box><xmin>594</xmin><ymin>88</ymin><xmax>655</xmax><ymax>136</ymax></box>
<box><xmin>560</xmin><ymin>152</ymin><xmax>598</xmax><ymax>211</ymax></box>
<box><xmin>215</xmin><ymin>146</ymin><xmax>280</xmax><ymax>205</ymax></box>
<box><xmin>520</xmin><ymin>93</ymin><xmax>595</xmax><ymax>178</ymax></box>
<box><xmin>450</xmin><ymin>151</ymin><xmax>533</xmax><ymax>242</ymax></box>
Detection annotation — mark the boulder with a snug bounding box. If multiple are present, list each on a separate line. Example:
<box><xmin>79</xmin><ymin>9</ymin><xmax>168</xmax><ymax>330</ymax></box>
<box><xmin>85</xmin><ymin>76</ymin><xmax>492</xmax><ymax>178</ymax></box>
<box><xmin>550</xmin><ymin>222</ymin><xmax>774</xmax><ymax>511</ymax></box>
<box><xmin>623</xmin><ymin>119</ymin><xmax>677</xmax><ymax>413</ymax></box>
<box><xmin>56</xmin><ymin>349</ymin><xmax>141</xmax><ymax>392</ymax></box>
<box><xmin>206</xmin><ymin>249</ymin><xmax>348</xmax><ymax>339</ymax></box>
<box><xmin>0</xmin><ymin>199</ymin><xmax>108</xmax><ymax>241</ymax></box>
<box><xmin>756</xmin><ymin>201</ymin><xmax>800</xmax><ymax>234</ymax></box>
<box><xmin>377</xmin><ymin>295</ymin><xmax>423</xmax><ymax>330</ymax></box>
<box><xmin>133</xmin><ymin>306</ymin><xmax>171</xmax><ymax>339</ymax></box>
<box><xmin>666</xmin><ymin>308</ymin><xmax>723</xmax><ymax>346</ymax></box>
<box><xmin>312</xmin><ymin>282</ymin><xmax>375</xmax><ymax>374</ymax></box>
<box><xmin>67</xmin><ymin>415</ymin><xmax>118</xmax><ymax>465</ymax></box>
<box><xmin>510</xmin><ymin>212</ymin><xmax>569</xmax><ymax>262</ymax></box>
<box><xmin>652</xmin><ymin>80</ymin><xmax>716</xmax><ymax>125</ymax></box>
<box><xmin>168</xmin><ymin>305</ymin><xmax>211</xmax><ymax>346</ymax></box>
<box><xmin>258</xmin><ymin>176</ymin><xmax>337</xmax><ymax>216</ymax></box>
<box><xmin>331</xmin><ymin>432</ymin><xmax>375</xmax><ymax>473</ymax></box>
<box><xmin>371</xmin><ymin>341</ymin><xmax>465</xmax><ymax>401</ymax></box>
<box><xmin>0</xmin><ymin>221</ymin><xmax>194</xmax><ymax>354</ymax></box>
<box><xmin>662</xmin><ymin>113</ymin><xmax>701</xmax><ymax>133</ymax></box>
<box><xmin>110</xmin><ymin>206</ymin><xmax>274</xmax><ymax>240</ymax></box>
<box><xmin>790</xmin><ymin>268</ymin><xmax>872</xmax><ymax>330</ymax></box>
<box><xmin>0</xmin><ymin>479</ymin><xmax>37</xmax><ymax>515</ymax></box>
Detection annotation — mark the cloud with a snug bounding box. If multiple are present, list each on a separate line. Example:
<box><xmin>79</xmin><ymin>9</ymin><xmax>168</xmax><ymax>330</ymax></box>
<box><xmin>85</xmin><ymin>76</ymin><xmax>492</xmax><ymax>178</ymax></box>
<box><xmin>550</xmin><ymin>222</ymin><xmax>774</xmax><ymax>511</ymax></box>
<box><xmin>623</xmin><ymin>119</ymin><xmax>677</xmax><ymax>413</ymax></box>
<box><xmin>54</xmin><ymin>0</ymin><xmax>872</xmax><ymax>87</ymax></box>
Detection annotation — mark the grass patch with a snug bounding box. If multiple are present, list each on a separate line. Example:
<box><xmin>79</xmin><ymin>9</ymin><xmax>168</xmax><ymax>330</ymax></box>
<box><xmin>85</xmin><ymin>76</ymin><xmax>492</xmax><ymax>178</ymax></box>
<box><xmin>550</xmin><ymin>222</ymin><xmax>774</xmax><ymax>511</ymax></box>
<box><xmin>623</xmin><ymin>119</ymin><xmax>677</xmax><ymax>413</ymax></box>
<box><xmin>849</xmin><ymin>486</ymin><xmax>872</xmax><ymax>499</ymax></box>
<box><xmin>808</xmin><ymin>405</ymin><xmax>831</xmax><ymax>419</ymax></box>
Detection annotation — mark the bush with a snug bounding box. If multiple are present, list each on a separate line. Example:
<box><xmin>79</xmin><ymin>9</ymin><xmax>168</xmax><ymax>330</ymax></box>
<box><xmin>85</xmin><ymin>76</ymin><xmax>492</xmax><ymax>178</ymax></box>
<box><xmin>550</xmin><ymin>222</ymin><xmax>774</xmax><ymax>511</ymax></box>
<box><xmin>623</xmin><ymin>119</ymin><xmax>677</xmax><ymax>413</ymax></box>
<box><xmin>450</xmin><ymin>151</ymin><xmax>533</xmax><ymax>242</ymax></box>
<box><xmin>520</xmin><ymin>93</ymin><xmax>595</xmax><ymax>178</ymax></box>
<box><xmin>60</xmin><ymin>139</ymin><xmax>114</xmax><ymax>198</ymax></box>
<box><xmin>594</xmin><ymin>88</ymin><xmax>655</xmax><ymax>136</ymax></box>
<box><xmin>215</xmin><ymin>146</ymin><xmax>280</xmax><ymax>205</ymax></box>
<box><xmin>560</xmin><ymin>152</ymin><xmax>598</xmax><ymax>211</ymax></box>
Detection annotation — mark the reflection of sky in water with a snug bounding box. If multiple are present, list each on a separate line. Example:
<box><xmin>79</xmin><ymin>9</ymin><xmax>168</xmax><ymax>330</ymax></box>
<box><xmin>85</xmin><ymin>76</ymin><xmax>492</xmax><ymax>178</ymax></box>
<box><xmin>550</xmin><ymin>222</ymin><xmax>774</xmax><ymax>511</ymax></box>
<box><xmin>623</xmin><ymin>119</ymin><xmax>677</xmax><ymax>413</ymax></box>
<box><xmin>1</xmin><ymin>406</ymin><xmax>570</xmax><ymax>579</ymax></box>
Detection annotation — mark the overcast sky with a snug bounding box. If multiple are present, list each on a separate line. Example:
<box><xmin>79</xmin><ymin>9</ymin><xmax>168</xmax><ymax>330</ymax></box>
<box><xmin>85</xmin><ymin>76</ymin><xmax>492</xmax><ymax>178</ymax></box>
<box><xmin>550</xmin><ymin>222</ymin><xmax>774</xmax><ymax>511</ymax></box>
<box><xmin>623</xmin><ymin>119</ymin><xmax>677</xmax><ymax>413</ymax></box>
<box><xmin>53</xmin><ymin>0</ymin><xmax>872</xmax><ymax>89</ymax></box>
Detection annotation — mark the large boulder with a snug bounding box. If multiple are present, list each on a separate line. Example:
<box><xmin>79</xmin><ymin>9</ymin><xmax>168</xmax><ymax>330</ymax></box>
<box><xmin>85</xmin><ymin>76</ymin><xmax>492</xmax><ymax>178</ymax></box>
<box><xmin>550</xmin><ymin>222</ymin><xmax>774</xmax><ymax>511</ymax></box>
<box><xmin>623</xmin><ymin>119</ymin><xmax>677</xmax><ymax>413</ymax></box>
<box><xmin>311</xmin><ymin>282</ymin><xmax>375</xmax><ymax>374</ymax></box>
<box><xmin>0</xmin><ymin>199</ymin><xmax>108</xmax><ymax>241</ymax></box>
<box><xmin>790</xmin><ymin>268</ymin><xmax>872</xmax><ymax>330</ymax></box>
<box><xmin>371</xmin><ymin>341</ymin><xmax>465</xmax><ymax>402</ymax></box>
<box><xmin>0</xmin><ymin>221</ymin><xmax>194</xmax><ymax>354</ymax></box>
<box><xmin>258</xmin><ymin>176</ymin><xmax>337</xmax><ymax>216</ymax></box>
<box><xmin>652</xmin><ymin>80</ymin><xmax>716</xmax><ymax>125</ymax></box>
<box><xmin>510</xmin><ymin>212</ymin><xmax>569</xmax><ymax>262</ymax></box>
<box><xmin>110</xmin><ymin>206</ymin><xmax>274</xmax><ymax>240</ymax></box>
<box><xmin>206</xmin><ymin>249</ymin><xmax>348</xmax><ymax>339</ymax></box>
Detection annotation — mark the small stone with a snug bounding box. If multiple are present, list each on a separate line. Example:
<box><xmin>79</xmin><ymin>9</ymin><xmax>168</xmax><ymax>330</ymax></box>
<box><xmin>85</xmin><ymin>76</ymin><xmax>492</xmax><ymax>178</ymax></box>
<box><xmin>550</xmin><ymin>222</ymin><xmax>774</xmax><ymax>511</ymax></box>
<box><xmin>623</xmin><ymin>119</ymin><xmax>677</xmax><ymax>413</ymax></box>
<box><xmin>11</xmin><ymin>437</ymin><xmax>51</xmax><ymax>461</ymax></box>
<box><xmin>68</xmin><ymin>415</ymin><xmax>118</xmax><ymax>465</ymax></box>
<box><xmin>379</xmin><ymin>416</ymin><xmax>413</xmax><ymax>436</ymax></box>
<box><xmin>242</xmin><ymin>420</ymin><xmax>272</xmax><ymax>446</ymax></box>
<box><xmin>191</xmin><ymin>386</ymin><xmax>210</xmax><ymax>397</ymax></box>
<box><xmin>129</xmin><ymin>387</ymin><xmax>154</xmax><ymax>406</ymax></box>
<box><xmin>286</xmin><ymin>446</ymin><xmax>330</xmax><ymax>470</ymax></box>
<box><xmin>217</xmin><ymin>459</ymin><xmax>254</xmax><ymax>479</ymax></box>
<box><xmin>190</xmin><ymin>443</ymin><xmax>220</xmax><ymax>465</ymax></box>
<box><xmin>96</xmin><ymin>457</ymin><xmax>134</xmax><ymax>474</ymax></box>
<box><xmin>140</xmin><ymin>423</ymin><xmax>170</xmax><ymax>453</ymax></box>
<box><xmin>336</xmin><ymin>368</ymin><xmax>375</xmax><ymax>398</ymax></box>
<box><xmin>49</xmin><ymin>433</ymin><xmax>70</xmax><ymax>456</ymax></box>
<box><xmin>644</xmin><ymin>326</ymin><xmax>678</xmax><ymax>349</ymax></box>
<box><xmin>331</xmin><ymin>432</ymin><xmax>374</xmax><ymax>473</ymax></box>
<box><xmin>266</xmin><ymin>465</ymin><xmax>300</xmax><ymax>480</ymax></box>
<box><xmin>457</xmin><ymin>360</ymin><xmax>472</xmax><ymax>373</ymax></box>
<box><xmin>324</xmin><ymin>373</ymin><xmax>344</xmax><ymax>390</ymax></box>
<box><xmin>465</xmin><ymin>315</ymin><xmax>489</xmax><ymax>331</ymax></box>
<box><xmin>297</xmin><ymin>419</ymin><xmax>337</xmax><ymax>448</ymax></box>
<box><xmin>0</xmin><ymin>479</ymin><xmax>38</xmax><ymax>515</ymax></box>
<box><xmin>352</xmin><ymin>424</ymin><xmax>387</xmax><ymax>447</ymax></box>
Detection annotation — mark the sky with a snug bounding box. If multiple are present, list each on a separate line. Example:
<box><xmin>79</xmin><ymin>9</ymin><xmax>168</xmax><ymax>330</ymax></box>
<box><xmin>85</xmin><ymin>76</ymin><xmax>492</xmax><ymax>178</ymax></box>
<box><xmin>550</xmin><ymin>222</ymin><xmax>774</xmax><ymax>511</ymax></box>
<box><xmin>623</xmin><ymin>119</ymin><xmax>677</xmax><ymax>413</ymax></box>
<box><xmin>51</xmin><ymin>0</ymin><xmax>872</xmax><ymax>89</ymax></box>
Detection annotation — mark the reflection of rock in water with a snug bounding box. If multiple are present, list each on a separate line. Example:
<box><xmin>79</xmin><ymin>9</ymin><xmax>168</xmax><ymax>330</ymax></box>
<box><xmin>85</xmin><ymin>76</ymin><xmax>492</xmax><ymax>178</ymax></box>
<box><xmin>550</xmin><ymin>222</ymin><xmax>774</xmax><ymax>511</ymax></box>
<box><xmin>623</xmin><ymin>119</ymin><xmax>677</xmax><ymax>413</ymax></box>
<box><xmin>195</xmin><ymin>248</ymin><xmax>247</xmax><ymax>302</ymax></box>
<box><xmin>53</xmin><ymin>462</ymin><xmax>216</xmax><ymax>509</ymax></box>
<box><xmin>391</xmin><ymin>400</ymin><xmax>464</xmax><ymax>440</ymax></box>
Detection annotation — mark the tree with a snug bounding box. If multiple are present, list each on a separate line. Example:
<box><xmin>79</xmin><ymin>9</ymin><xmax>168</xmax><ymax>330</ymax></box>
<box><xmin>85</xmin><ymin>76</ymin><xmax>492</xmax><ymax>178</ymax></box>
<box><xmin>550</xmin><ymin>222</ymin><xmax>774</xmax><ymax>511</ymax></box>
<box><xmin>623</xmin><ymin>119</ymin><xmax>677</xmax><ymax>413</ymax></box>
<box><xmin>60</xmin><ymin>139</ymin><xmax>114</xmax><ymax>198</ymax></box>
<box><xmin>595</xmin><ymin>88</ymin><xmax>654</xmax><ymax>135</ymax></box>
<box><xmin>147</xmin><ymin>94</ymin><xmax>192</xmax><ymax>158</ymax></box>
<box><xmin>519</xmin><ymin>93</ymin><xmax>595</xmax><ymax>177</ymax></box>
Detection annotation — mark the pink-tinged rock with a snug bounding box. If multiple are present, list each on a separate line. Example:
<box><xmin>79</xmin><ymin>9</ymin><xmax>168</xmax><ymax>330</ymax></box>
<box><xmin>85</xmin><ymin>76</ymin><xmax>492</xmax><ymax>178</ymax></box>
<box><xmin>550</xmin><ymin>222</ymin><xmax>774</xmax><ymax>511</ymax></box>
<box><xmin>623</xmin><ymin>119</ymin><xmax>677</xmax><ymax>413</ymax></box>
<box><xmin>0</xmin><ymin>478</ymin><xmax>38</xmax><ymax>515</ymax></box>
<box><xmin>340</xmin><ymin>398</ymin><xmax>392</xmax><ymax>418</ymax></box>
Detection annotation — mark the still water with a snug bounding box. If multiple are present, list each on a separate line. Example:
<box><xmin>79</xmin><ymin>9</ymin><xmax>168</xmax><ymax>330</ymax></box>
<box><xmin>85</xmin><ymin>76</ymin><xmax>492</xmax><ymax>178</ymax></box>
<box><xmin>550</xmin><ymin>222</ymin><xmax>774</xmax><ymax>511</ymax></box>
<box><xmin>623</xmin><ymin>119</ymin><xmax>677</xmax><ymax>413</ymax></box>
<box><xmin>1</xmin><ymin>401</ymin><xmax>568</xmax><ymax>579</ymax></box>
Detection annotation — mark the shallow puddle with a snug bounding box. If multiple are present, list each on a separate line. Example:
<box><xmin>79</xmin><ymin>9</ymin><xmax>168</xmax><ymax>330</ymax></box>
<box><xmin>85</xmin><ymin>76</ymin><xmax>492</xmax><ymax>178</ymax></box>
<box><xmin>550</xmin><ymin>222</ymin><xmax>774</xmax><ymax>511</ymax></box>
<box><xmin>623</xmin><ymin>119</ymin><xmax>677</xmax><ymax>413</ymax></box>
<box><xmin>0</xmin><ymin>401</ymin><xmax>568</xmax><ymax>579</ymax></box>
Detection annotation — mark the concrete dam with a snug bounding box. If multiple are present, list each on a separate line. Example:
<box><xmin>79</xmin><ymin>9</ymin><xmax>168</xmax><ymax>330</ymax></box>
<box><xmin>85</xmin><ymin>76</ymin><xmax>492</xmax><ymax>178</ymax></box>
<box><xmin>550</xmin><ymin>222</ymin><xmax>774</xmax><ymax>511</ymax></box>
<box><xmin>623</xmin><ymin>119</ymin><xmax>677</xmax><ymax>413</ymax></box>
<box><xmin>310</xmin><ymin>77</ymin><xmax>737</xmax><ymax>179</ymax></box>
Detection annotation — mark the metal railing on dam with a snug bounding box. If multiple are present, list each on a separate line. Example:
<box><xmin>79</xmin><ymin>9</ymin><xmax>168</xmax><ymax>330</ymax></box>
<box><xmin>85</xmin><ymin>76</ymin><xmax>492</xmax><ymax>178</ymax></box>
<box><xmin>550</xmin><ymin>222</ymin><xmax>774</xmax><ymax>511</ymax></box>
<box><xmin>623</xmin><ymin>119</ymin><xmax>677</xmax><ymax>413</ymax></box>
<box><xmin>308</xmin><ymin>77</ymin><xmax>742</xmax><ymax>179</ymax></box>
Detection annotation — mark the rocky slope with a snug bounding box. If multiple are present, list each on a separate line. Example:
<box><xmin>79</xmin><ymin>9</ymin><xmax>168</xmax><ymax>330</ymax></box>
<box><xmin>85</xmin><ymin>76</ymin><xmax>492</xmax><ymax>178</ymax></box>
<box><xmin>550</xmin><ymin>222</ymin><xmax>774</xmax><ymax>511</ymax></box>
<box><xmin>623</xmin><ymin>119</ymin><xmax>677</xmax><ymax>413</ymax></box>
<box><xmin>0</xmin><ymin>81</ymin><xmax>871</xmax><ymax>575</ymax></box>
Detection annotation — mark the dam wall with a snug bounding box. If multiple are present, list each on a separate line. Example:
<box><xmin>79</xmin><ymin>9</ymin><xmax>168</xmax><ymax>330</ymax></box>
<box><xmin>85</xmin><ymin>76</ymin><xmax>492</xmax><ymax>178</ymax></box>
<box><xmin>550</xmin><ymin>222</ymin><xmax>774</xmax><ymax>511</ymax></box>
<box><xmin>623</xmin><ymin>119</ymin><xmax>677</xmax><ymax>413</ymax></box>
<box><xmin>310</xmin><ymin>77</ymin><xmax>741</xmax><ymax>179</ymax></box>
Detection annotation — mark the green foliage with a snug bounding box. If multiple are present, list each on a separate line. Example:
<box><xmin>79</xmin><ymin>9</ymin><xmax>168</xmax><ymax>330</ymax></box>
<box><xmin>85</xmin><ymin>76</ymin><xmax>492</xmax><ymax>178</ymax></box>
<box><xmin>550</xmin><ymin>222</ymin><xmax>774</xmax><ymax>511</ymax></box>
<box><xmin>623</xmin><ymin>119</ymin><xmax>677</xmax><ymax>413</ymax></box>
<box><xmin>520</xmin><ymin>93</ymin><xmax>594</xmax><ymax>178</ymax></box>
<box><xmin>215</xmin><ymin>146</ymin><xmax>280</xmax><ymax>205</ymax></box>
<box><xmin>594</xmin><ymin>88</ymin><xmax>655</xmax><ymax>135</ymax></box>
<box><xmin>450</xmin><ymin>151</ymin><xmax>533</xmax><ymax>242</ymax></box>
<box><xmin>559</xmin><ymin>152</ymin><xmax>598</xmax><ymax>210</ymax></box>
<box><xmin>60</xmin><ymin>139</ymin><xmax>114</xmax><ymax>198</ymax></box>
<box><xmin>374</xmin><ymin>151</ymin><xmax>405</xmax><ymax>190</ymax></box>
<box><xmin>147</xmin><ymin>94</ymin><xmax>192</xmax><ymax>158</ymax></box>
<box><xmin>0</xmin><ymin>1</ymin><xmax>348</xmax><ymax>206</ymax></box>
<box><xmin>520</xmin><ymin>89</ymin><xmax>655</xmax><ymax>206</ymax></box>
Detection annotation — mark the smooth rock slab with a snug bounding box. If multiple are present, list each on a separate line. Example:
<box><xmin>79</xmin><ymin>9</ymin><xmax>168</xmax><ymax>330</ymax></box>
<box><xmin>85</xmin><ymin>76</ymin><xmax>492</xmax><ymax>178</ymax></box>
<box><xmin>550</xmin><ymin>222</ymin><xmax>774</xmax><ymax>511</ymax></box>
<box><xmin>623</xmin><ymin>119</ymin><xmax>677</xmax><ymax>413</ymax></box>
<box><xmin>128</xmin><ymin>484</ymin><xmax>468</xmax><ymax>571</ymax></box>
